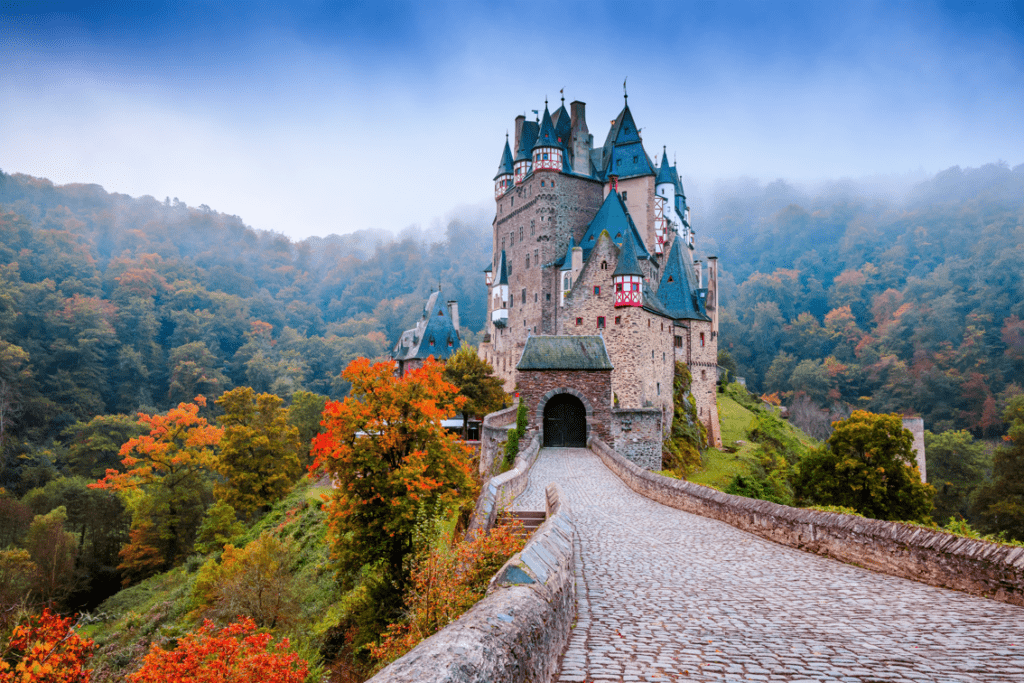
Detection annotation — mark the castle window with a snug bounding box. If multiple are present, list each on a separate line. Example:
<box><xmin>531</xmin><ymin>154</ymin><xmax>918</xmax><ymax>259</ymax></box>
<box><xmin>531</xmin><ymin>220</ymin><xmax>535</xmax><ymax>234</ymax></box>
<box><xmin>519</xmin><ymin>226</ymin><xmax>523</xmax><ymax>241</ymax></box>
<box><xmin>633</xmin><ymin>156</ymin><xmax>638</xmax><ymax>163</ymax></box>
<box><xmin>661</xmin><ymin>322</ymin><xmax>664</xmax><ymax>331</ymax></box>
<box><xmin>546</xmin><ymin>293</ymin><xmax>551</xmax><ymax>301</ymax></box>
<box><xmin>429</xmin><ymin>336</ymin><xmax>435</xmax><ymax>347</ymax></box>
<box><xmin>702</xmin><ymin>370</ymin><xmax>707</xmax><ymax>380</ymax></box>
<box><xmin>522</xmin><ymin>288</ymin><xmax>526</xmax><ymax>304</ymax></box>
<box><xmin>621</xmin><ymin>191</ymin><xmax>627</xmax><ymax>202</ymax></box>
<box><xmin>502</xmin><ymin>237</ymin><xmax>506</xmax><ymax>250</ymax></box>
<box><xmin>668</xmin><ymin>276</ymin><xmax>674</xmax><ymax>282</ymax></box>
<box><xmin>615</xmin><ymin>316</ymin><xmax>621</xmax><ymax>325</ymax></box>
<box><xmin>700</xmin><ymin>332</ymin><xmax>705</xmax><ymax>347</ymax></box>
<box><xmin>449</xmin><ymin>338</ymin><xmax>455</xmax><ymax>348</ymax></box>
<box><xmin>552</xmin><ymin>181</ymin><xmax>556</xmax><ymax>188</ymax></box>
<box><xmin>597</xmin><ymin>316</ymin><xmax>605</xmax><ymax>329</ymax></box>
<box><xmin>601</xmin><ymin>261</ymin><xmax>608</xmax><ymax>270</ymax></box>
<box><xmin>657</xmin><ymin>382</ymin><xmax>660</xmax><ymax>396</ymax></box>
<box><xmin>674</xmin><ymin>335</ymin><xmax>682</xmax><ymax>348</ymax></box>
<box><xmin>662</xmin><ymin>352</ymin><xmax>666</xmax><ymax>362</ymax></box>
<box><xmin>594</xmin><ymin>286</ymin><xmax>600</xmax><ymax>295</ymax></box>
<box><xmin>576</xmin><ymin>317</ymin><xmax>582</xmax><ymax>326</ymax></box>
<box><xmin>543</xmin><ymin>153</ymin><xmax>549</xmax><ymax>160</ymax></box>
<box><xmin>438</xmin><ymin>309</ymin><xmax>444</xmax><ymax>316</ymax></box>
<box><xmin>616</xmin><ymin>283</ymin><xmax>622</xmax><ymax>292</ymax></box>
<box><xmin>526</xmin><ymin>256</ymin><xmax>530</xmax><ymax>269</ymax></box>
<box><xmin>541</xmin><ymin>180</ymin><xmax>545</xmax><ymax>187</ymax></box>
<box><xmin>648</xmin><ymin>319</ymin><xmax>651</xmax><ymax>327</ymax></box>
<box><xmin>510</xmin><ymin>231</ymin><xmax>514</xmax><ymax>245</ymax></box>
<box><xmin>534</xmin><ymin>293</ymin><xmax>538</xmax><ymax>302</ymax></box>
<box><xmin>563</xmin><ymin>274</ymin><xmax>570</xmax><ymax>290</ymax></box>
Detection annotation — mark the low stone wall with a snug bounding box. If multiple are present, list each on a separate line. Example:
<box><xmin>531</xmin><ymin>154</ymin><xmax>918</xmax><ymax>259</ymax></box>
<box><xmin>590</xmin><ymin>437</ymin><xmax>1024</xmax><ymax>606</ymax></box>
<box><xmin>368</xmin><ymin>483</ymin><xmax>576</xmax><ymax>683</ymax></box>
<box><xmin>467</xmin><ymin>434</ymin><xmax>542</xmax><ymax>535</ymax></box>
<box><xmin>479</xmin><ymin>404</ymin><xmax>518</xmax><ymax>477</ymax></box>
<box><xmin>611</xmin><ymin>407</ymin><xmax>662</xmax><ymax>470</ymax></box>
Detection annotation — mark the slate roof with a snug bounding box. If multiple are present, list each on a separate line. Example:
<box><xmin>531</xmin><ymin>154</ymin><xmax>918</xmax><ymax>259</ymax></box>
<box><xmin>612</xmin><ymin>227</ymin><xmax>643</xmax><ymax>278</ymax></box>
<box><xmin>391</xmin><ymin>291</ymin><xmax>462</xmax><ymax>362</ymax></box>
<box><xmin>558</xmin><ymin>237</ymin><xmax>575</xmax><ymax>271</ymax></box>
<box><xmin>515</xmin><ymin>121</ymin><xmax>539</xmax><ymax>162</ymax></box>
<box><xmin>532</xmin><ymin>105</ymin><xmax>561</xmax><ymax>151</ymax></box>
<box><xmin>553</xmin><ymin>102</ymin><xmax>572</xmax><ymax>146</ymax></box>
<box><xmin>496</xmin><ymin>250</ymin><xmax>509</xmax><ymax>286</ymax></box>
<box><xmin>578</xmin><ymin>192</ymin><xmax>650</xmax><ymax>262</ymax></box>
<box><xmin>494</xmin><ymin>138</ymin><xmax>514</xmax><ymax>180</ymax></box>
<box><xmin>517</xmin><ymin>335</ymin><xmax>613</xmax><ymax>371</ymax></box>
<box><xmin>657</xmin><ymin>236</ymin><xmax>711</xmax><ymax>321</ymax></box>
<box><xmin>656</xmin><ymin>149</ymin><xmax>674</xmax><ymax>186</ymax></box>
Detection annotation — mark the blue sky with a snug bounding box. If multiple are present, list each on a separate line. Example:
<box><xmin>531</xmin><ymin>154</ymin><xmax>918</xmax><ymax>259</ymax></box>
<box><xmin>2</xmin><ymin>1</ymin><xmax>1023</xmax><ymax>240</ymax></box>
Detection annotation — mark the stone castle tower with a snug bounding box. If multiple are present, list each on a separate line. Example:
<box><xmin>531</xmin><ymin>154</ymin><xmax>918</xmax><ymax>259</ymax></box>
<box><xmin>477</xmin><ymin>93</ymin><xmax>722</xmax><ymax>460</ymax></box>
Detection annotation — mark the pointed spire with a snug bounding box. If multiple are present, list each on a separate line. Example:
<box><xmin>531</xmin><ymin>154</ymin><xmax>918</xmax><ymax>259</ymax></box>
<box><xmin>612</xmin><ymin>226</ymin><xmax>643</xmax><ymax>278</ymax></box>
<box><xmin>494</xmin><ymin>135</ymin><xmax>514</xmax><ymax>180</ymax></box>
<box><xmin>496</xmin><ymin>250</ymin><xmax>509</xmax><ymax>286</ymax></box>
<box><xmin>656</xmin><ymin>147</ymin><xmax>674</xmax><ymax>186</ymax></box>
<box><xmin>532</xmin><ymin>103</ymin><xmax>560</xmax><ymax>150</ymax></box>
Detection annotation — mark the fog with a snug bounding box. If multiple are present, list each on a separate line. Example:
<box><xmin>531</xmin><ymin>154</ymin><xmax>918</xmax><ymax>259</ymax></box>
<box><xmin>2</xmin><ymin>1</ymin><xmax>1022</xmax><ymax>241</ymax></box>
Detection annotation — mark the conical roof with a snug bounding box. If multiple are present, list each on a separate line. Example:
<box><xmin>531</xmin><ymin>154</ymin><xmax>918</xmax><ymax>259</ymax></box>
<box><xmin>657</xmin><ymin>236</ymin><xmax>709</xmax><ymax>321</ymax></box>
<box><xmin>553</xmin><ymin>102</ymin><xmax>571</xmax><ymax>145</ymax></box>
<box><xmin>532</xmin><ymin>104</ymin><xmax>561</xmax><ymax>150</ymax></box>
<box><xmin>612</xmin><ymin>227</ymin><xmax>643</xmax><ymax>278</ymax></box>
<box><xmin>496</xmin><ymin>250</ymin><xmax>509</xmax><ymax>286</ymax></box>
<box><xmin>656</xmin><ymin>149</ymin><xmax>674</xmax><ymax>186</ymax></box>
<box><xmin>494</xmin><ymin>137</ymin><xmax>514</xmax><ymax>180</ymax></box>
<box><xmin>515</xmin><ymin>121</ymin><xmax>539</xmax><ymax>162</ymax></box>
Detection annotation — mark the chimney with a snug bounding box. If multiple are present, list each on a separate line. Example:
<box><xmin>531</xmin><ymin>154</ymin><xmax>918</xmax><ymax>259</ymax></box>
<box><xmin>447</xmin><ymin>300</ymin><xmax>460</xmax><ymax>333</ymax></box>
<box><xmin>694</xmin><ymin>260</ymin><xmax>702</xmax><ymax>289</ymax></box>
<box><xmin>570</xmin><ymin>100</ymin><xmax>593</xmax><ymax>173</ymax></box>
<box><xmin>571</xmin><ymin>246</ymin><xmax>583</xmax><ymax>280</ymax></box>
<box><xmin>514</xmin><ymin>115</ymin><xmax>526</xmax><ymax>153</ymax></box>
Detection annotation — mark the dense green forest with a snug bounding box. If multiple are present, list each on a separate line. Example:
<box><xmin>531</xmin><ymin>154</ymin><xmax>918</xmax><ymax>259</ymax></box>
<box><xmin>0</xmin><ymin>170</ymin><xmax>491</xmax><ymax>495</ymax></box>
<box><xmin>702</xmin><ymin>162</ymin><xmax>1024</xmax><ymax>438</ymax></box>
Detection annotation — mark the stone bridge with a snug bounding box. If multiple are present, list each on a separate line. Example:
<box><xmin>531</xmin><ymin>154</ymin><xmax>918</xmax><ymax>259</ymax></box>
<box><xmin>510</xmin><ymin>447</ymin><xmax>1023</xmax><ymax>683</ymax></box>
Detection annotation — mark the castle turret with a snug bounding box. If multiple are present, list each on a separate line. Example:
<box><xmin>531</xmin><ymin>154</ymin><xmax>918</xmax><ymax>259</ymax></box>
<box><xmin>532</xmin><ymin>103</ymin><xmax>564</xmax><ymax>173</ymax></box>
<box><xmin>494</xmin><ymin>135</ymin><xmax>514</xmax><ymax>198</ymax></box>
<box><xmin>484</xmin><ymin>261</ymin><xmax>493</xmax><ymax>287</ymax></box>
<box><xmin>612</xmin><ymin>228</ymin><xmax>643</xmax><ymax>307</ymax></box>
<box><xmin>513</xmin><ymin>118</ymin><xmax>538</xmax><ymax>184</ymax></box>
<box><xmin>490</xmin><ymin>250</ymin><xmax>509</xmax><ymax>328</ymax></box>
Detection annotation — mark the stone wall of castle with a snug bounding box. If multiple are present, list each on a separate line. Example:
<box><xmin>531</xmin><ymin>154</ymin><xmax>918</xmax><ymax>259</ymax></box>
<box><xmin>674</xmin><ymin>318</ymin><xmax>721</xmax><ymax>446</ymax></box>
<box><xmin>611</xmin><ymin>408</ymin><xmax>663</xmax><ymax>469</ymax></box>
<box><xmin>559</xmin><ymin>234</ymin><xmax>675</xmax><ymax>423</ymax></box>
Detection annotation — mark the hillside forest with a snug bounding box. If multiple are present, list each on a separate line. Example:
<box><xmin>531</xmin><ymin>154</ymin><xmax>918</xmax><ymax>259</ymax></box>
<box><xmin>2</xmin><ymin>162</ymin><xmax>1024</xmax><ymax>678</ymax></box>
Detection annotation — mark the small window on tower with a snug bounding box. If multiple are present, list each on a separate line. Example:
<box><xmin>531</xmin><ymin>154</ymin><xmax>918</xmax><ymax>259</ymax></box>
<box><xmin>674</xmin><ymin>335</ymin><xmax>682</xmax><ymax>348</ymax></box>
<box><xmin>541</xmin><ymin>180</ymin><xmax>545</xmax><ymax>187</ymax></box>
<box><xmin>597</xmin><ymin>317</ymin><xmax>605</xmax><ymax>329</ymax></box>
<box><xmin>576</xmin><ymin>317</ymin><xmax>582</xmax><ymax>326</ymax></box>
<box><xmin>594</xmin><ymin>286</ymin><xmax>600</xmax><ymax>296</ymax></box>
<box><xmin>522</xmin><ymin>288</ymin><xmax>526</xmax><ymax>304</ymax></box>
<box><xmin>601</xmin><ymin>261</ymin><xmax>608</xmax><ymax>270</ymax></box>
<box><xmin>615</xmin><ymin>316</ymin><xmax>621</xmax><ymax>325</ymax></box>
<box><xmin>546</xmin><ymin>293</ymin><xmax>551</xmax><ymax>301</ymax></box>
<box><xmin>534</xmin><ymin>293</ymin><xmax>538</xmax><ymax>302</ymax></box>
<box><xmin>526</xmin><ymin>256</ymin><xmax>530</xmax><ymax>269</ymax></box>
<box><xmin>700</xmin><ymin>333</ymin><xmax>705</xmax><ymax>347</ymax></box>
<box><xmin>621</xmin><ymin>191</ymin><xmax>628</xmax><ymax>202</ymax></box>
<box><xmin>702</xmin><ymin>370</ymin><xmax>707</xmax><ymax>380</ymax></box>
<box><xmin>616</xmin><ymin>283</ymin><xmax>623</xmax><ymax>292</ymax></box>
<box><xmin>543</xmin><ymin>153</ymin><xmax>549</xmax><ymax>161</ymax></box>
<box><xmin>552</xmin><ymin>181</ymin><xmax>556</xmax><ymax>188</ymax></box>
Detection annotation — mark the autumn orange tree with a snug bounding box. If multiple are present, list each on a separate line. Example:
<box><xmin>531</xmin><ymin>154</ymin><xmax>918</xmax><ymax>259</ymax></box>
<box><xmin>311</xmin><ymin>358</ymin><xmax>477</xmax><ymax>630</ymax></box>
<box><xmin>91</xmin><ymin>397</ymin><xmax>223</xmax><ymax>577</ymax></box>
<box><xmin>0</xmin><ymin>608</ymin><xmax>94</xmax><ymax>683</ymax></box>
<box><xmin>128</xmin><ymin>618</ymin><xmax>307</xmax><ymax>683</ymax></box>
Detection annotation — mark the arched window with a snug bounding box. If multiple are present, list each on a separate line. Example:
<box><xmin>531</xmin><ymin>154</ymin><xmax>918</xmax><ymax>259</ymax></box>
<box><xmin>601</xmin><ymin>261</ymin><xmax>608</xmax><ymax>270</ymax></box>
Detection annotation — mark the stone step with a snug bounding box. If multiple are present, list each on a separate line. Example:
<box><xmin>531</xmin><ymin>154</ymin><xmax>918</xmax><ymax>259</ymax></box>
<box><xmin>498</xmin><ymin>510</ymin><xmax>546</xmax><ymax>536</ymax></box>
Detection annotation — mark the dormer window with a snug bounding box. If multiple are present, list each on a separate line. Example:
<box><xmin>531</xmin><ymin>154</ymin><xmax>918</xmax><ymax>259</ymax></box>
<box><xmin>429</xmin><ymin>336</ymin><xmax>435</xmax><ymax>346</ymax></box>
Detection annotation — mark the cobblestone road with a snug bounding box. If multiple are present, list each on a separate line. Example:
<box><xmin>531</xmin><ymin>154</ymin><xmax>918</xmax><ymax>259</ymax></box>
<box><xmin>511</xmin><ymin>447</ymin><xmax>1024</xmax><ymax>683</ymax></box>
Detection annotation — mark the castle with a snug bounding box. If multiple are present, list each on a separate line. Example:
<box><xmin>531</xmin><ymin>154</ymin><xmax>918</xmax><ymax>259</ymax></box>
<box><xmin>478</xmin><ymin>93</ymin><xmax>722</xmax><ymax>466</ymax></box>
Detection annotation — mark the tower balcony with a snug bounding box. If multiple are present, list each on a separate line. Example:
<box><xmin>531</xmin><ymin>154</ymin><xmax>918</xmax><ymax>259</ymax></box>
<box><xmin>491</xmin><ymin>308</ymin><xmax>509</xmax><ymax>328</ymax></box>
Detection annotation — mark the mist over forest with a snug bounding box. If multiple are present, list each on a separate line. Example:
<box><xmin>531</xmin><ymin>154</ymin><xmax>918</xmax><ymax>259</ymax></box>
<box><xmin>3</xmin><ymin>162</ymin><xmax>1024</xmax><ymax>469</ymax></box>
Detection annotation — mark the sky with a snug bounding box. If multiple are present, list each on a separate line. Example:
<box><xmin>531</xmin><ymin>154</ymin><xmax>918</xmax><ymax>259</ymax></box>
<box><xmin>2</xmin><ymin>1</ymin><xmax>1023</xmax><ymax>241</ymax></box>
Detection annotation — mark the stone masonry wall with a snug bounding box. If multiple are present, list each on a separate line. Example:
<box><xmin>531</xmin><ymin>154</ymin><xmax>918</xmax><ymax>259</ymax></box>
<box><xmin>468</xmin><ymin>433</ymin><xmax>542</xmax><ymax>534</ymax></box>
<box><xmin>517</xmin><ymin>369</ymin><xmax>612</xmax><ymax>444</ymax></box>
<box><xmin>560</xmin><ymin>232</ymin><xmax>675</xmax><ymax>423</ymax></box>
<box><xmin>590</xmin><ymin>437</ymin><xmax>1024</xmax><ymax>606</ymax></box>
<box><xmin>369</xmin><ymin>483</ymin><xmax>576</xmax><ymax>683</ymax></box>
<box><xmin>676</xmin><ymin>318</ymin><xmax>721</xmax><ymax>446</ymax></box>
<box><xmin>611</xmin><ymin>408</ymin><xmax>663</xmax><ymax>470</ymax></box>
<box><xmin>479</xmin><ymin>404</ymin><xmax>518</xmax><ymax>478</ymax></box>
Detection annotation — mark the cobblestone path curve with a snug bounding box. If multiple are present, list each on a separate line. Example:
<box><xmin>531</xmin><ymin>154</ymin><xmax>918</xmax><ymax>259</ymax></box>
<box><xmin>511</xmin><ymin>447</ymin><xmax>1024</xmax><ymax>683</ymax></box>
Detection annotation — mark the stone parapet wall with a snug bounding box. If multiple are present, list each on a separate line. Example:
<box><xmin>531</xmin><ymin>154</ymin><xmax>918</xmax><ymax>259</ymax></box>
<box><xmin>369</xmin><ymin>483</ymin><xmax>576</xmax><ymax>683</ymax></box>
<box><xmin>611</xmin><ymin>407</ymin><xmax>662</xmax><ymax>470</ymax></box>
<box><xmin>468</xmin><ymin>434</ymin><xmax>542</xmax><ymax>535</ymax></box>
<box><xmin>590</xmin><ymin>437</ymin><xmax>1024</xmax><ymax>606</ymax></box>
<box><xmin>479</xmin><ymin>404</ymin><xmax>518</xmax><ymax>477</ymax></box>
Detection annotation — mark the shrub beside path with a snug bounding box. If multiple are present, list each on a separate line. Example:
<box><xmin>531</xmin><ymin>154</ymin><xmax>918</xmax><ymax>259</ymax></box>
<box><xmin>512</xmin><ymin>447</ymin><xmax>1023</xmax><ymax>683</ymax></box>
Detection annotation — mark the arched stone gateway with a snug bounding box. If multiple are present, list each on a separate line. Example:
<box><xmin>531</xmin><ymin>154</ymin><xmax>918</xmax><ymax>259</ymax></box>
<box><xmin>543</xmin><ymin>393</ymin><xmax>587</xmax><ymax>447</ymax></box>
